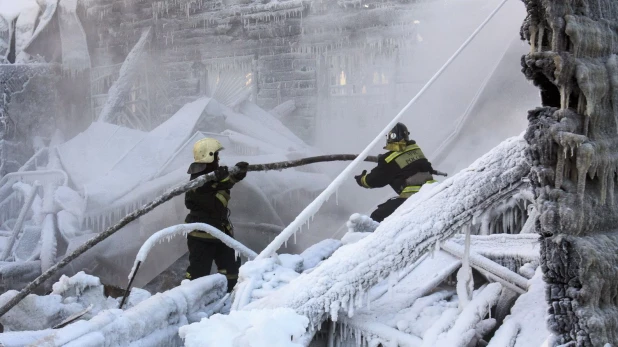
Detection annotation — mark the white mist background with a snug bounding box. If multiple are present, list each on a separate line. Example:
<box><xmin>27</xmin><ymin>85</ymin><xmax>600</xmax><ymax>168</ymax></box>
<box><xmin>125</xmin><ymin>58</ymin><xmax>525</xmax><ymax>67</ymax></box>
<box><xmin>283</xmin><ymin>0</ymin><xmax>539</xmax><ymax>252</ymax></box>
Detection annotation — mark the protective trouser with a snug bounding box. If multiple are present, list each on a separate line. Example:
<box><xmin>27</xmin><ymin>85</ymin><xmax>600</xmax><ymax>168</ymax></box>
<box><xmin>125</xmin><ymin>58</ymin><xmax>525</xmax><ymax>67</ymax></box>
<box><xmin>370</xmin><ymin>197</ymin><xmax>407</xmax><ymax>223</ymax></box>
<box><xmin>186</xmin><ymin>236</ymin><xmax>240</xmax><ymax>292</ymax></box>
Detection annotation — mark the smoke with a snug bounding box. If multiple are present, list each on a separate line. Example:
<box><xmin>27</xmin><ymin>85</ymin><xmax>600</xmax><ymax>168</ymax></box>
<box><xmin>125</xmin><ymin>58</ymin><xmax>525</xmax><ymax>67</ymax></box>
<box><xmin>289</xmin><ymin>0</ymin><xmax>539</xmax><ymax>249</ymax></box>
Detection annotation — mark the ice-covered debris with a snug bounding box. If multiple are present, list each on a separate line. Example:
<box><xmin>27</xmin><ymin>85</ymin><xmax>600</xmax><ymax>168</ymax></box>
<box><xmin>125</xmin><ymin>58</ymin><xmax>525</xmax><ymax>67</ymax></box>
<box><xmin>11</xmin><ymin>182</ymin><xmax>34</xmax><ymax>197</ymax></box>
<box><xmin>225</xmin><ymin>109</ymin><xmax>304</xmax><ymax>152</ymax></box>
<box><xmin>299</xmin><ymin>239</ymin><xmax>342</xmax><ymax>271</ymax></box>
<box><xmin>179</xmin><ymin>308</ymin><xmax>309</xmax><ymax>347</ymax></box>
<box><xmin>341</xmin><ymin>231</ymin><xmax>372</xmax><ymax>245</ymax></box>
<box><xmin>0</xmin><ymin>261</ymin><xmax>40</xmax><ymax>291</ymax></box>
<box><xmin>40</xmin><ymin>214</ymin><xmax>58</xmax><ymax>272</ymax></box>
<box><xmin>13</xmin><ymin>225</ymin><xmax>41</xmax><ymax>262</ymax></box>
<box><xmin>0</xmin><ymin>1</ymin><xmax>33</xmax><ymax>21</ymax></box>
<box><xmin>30</xmin><ymin>191</ymin><xmax>44</xmax><ymax>226</ymax></box>
<box><xmin>222</xmin><ymin>129</ymin><xmax>286</xmax><ymax>155</ymax></box>
<box><xmin>0</xmin><ymin>290</ymin><xmax>66</xmax><ymax>331</ymax></box>
<box><xmin>278</xmin><ymin>254</ymin><xmax>304</xmax><ymax>272</ymax></box>
<box><xmin>340</xmin><ymin>317</ymin><xmax>423</xmax><ymax>347</ymax></box>
<box><xmin>123</xmin><ymin>287</ymin><xmax>151</xmax><ymax>309</ymax></box>
<box><xmin>238</xmin><ymin>101</ymin><xmax>306</xmax><ymax>148</ymax></box>
<box><xmin>0</xmin><ymin>271</ymin><xmax>126</xmax><ymax>332</ymax></box>
<box><xmin>50</xmin><ymin>271</ymin><xmax>120</xmax><ymax>318</ymax></box>
<box><xmin>86</xmin><ymin>97</ymin><xmax>211</xmax><ymax>209</ymax></box>
<box><xmin>11</xmin><ymin>275</ymin><xmax>227</xmax><ymax>346</ymax></box>
<box><xmin>488</xmin><ymin>267</ymin><xmax>549</xmax><ymax>347</ymax></box>
<box><xmin>365</xmin><ymin>251</ymin><xmax>460</xmax><ymax>314</ymax></box>
<box><xmin>346</xmin><ymin>213</ymin><xmax>379</xmax><ymax>234</ymax></box>
<box><xmin>518</xmin><ymin>262</ymin><xmax>536</xmax><ymax>279</ymax></box>
<box><xmin>248</xmin><ymin>136</ymin><xmax>529</xmax><ymax>326</ymax></box>
<box><xmin>443</xmin><ymin>240</ymin><xmax>529</xmax><ymax>292</ymax></box>
<box><xmin>436</xmin><ymin>283</ymin><xmax>503</xmax><ymax>346</ymax></box>
<box><xmin>97</xmin><ymin>28</ymin><xmax>150</xmax><ymax>123</ymax></box>
<box><xmin>270</xmin><ymin>100</ymin><xmax>296</xmax><ymax>120</ymax></box>
<box><xmin>2</xmin><ymin>0</ymin><xmax>39</xmax><ymax>56</ymax></box>
<box><xmin>456</xmin><ymin>264</ymin><xmax>473</xmax><ymax>309</ymax></box>
<box><xmin>52</xmin><ymin>271</ymin><xmax>101</xmax><ymax>297</ymax></box>
<box><xmin>56</xmin><ymin>122</ymin><xmax>145</xmax><ymax>189</ymax></box>
<box><xmin>57</xmin><ymin>210</ymin><xmax>83</xmax><ymax>239</ymax></box>
<box><xmin>235</xmin><ymin>257</ymin><xmax>300</xmax><ymax>306</ymax></box>
<box><xmin>54</xmin><ymin>186</ymin><xmax>85</xmax><ymax>217</ymax></box>
<box><xmin>387</xmin><ymin>290</ymin><xmax>458</xmax><ymax>339</ymax></box>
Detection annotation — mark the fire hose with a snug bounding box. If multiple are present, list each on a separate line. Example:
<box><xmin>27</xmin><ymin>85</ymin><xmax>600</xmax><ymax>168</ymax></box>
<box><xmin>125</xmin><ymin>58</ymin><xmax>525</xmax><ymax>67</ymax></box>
<box><xmin>0</xmin><ymin>154</ymin><xmax>446</xmax><ymax>317</ymax></box>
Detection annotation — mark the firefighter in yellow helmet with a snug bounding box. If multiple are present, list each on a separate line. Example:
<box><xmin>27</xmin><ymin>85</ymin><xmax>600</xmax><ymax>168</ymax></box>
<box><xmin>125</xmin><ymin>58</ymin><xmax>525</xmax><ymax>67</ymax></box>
<box><xmin>354</xmin><ymin>123</ymin><xmax>436</xmax><ymax>222</ymax></box>
<box><xmin>184</xmin><ymin>138</ymin><xmax>248</xmax><ymax>292</ymax></box>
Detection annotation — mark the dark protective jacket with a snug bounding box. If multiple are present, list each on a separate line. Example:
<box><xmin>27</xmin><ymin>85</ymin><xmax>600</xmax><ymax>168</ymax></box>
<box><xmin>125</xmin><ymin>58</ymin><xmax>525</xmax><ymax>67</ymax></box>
<box><xmin>359</xmin><ymin>141</ymin><xmax>434</xmax><ymax>198</ymax></box>
<box><xmin>184</xmin><ymin>162</ymin><xmax>246</xmax><ymax>239</ymax></box>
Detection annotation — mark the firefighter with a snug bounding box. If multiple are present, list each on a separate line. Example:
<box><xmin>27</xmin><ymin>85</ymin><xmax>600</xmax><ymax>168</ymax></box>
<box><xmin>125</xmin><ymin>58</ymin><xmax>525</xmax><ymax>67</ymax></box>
<box><xmin>184</xmin><ymin>137</ymin><xmax>248</xmax><ymax>292</ymax></box>
<box><xmin>354</xmin><ymin>122</ymin><xmax>436</xmax><ymax>223</ymax></box>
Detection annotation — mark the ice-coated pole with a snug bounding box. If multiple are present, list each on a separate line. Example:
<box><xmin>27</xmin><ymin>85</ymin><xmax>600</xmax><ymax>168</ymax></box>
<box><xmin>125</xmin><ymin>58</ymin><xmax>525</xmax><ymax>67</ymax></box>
<box><xmin>255</xmin><ymin>0</ymin><xmax>510</xmax><ymax>260</ymax></box>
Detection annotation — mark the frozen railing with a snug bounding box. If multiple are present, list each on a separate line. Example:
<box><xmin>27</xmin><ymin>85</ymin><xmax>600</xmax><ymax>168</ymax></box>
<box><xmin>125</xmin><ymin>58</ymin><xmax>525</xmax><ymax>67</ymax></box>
<box><xmin>0</xmin><ymin>169</ymin><xmax>68</xmax><ymax>226</ymax></box>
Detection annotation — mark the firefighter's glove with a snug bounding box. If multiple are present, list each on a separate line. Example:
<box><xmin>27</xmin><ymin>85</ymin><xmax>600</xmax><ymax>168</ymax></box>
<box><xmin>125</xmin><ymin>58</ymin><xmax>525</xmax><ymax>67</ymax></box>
<box><xmin>214</xmin><ymin>166</ymin><xmax>229</xmax><ymax>181</ymax></box>
<box><xmin>355</xmin><ymin>170</ymin><xmax>368</xmax><ymax>187</ymax></box>
<box><xmin>235</xmin><ymin>162</ymin><xmax>249</xmax><ymax>173</ymax></box>
<box><xmin>232</xmin><ymin>162</ymin><xmax>249</xmax><ymax>181</ymax></box>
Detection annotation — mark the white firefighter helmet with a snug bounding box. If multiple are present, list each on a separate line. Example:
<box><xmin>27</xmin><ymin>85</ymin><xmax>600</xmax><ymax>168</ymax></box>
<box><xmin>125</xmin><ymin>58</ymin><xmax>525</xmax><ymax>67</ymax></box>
<box><xmin>193</xmin><ymin>138</ymin><xmax>223</xmax><ymax>163</ymax></box>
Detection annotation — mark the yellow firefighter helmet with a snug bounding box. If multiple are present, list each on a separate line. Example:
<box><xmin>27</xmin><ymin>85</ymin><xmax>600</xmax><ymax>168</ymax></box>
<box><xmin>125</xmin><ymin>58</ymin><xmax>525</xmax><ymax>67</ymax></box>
<box><xmin>193</xmin><ymin>138</ymin><xmax>224</xmax><ymax>163</ymax></box>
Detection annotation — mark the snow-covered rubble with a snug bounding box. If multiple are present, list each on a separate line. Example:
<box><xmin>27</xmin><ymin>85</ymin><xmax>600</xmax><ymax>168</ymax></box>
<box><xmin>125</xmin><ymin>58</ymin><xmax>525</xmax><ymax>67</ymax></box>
<box><xmin>0</xmin><ymin>273</ymin><xmax>226</xmax><ymax>347</ymax></box>
<box><xmin>0</xmin><ymin>271</ymin><xmax>147</xmax><ymax>333</ymax></box>
<box><xmin>180</xmin><ymin>308</ymin><xmax>309</xmax><ymax>347</ymax></box>
<box><xmin>488</xmin><ymin>267</ymin><xmax>549</xmax><ymax>347</ymax></box>
<box><xmin>231</xmin><ymin>239</ymin><xmax>342</xmax><ymax>309</ymax></box>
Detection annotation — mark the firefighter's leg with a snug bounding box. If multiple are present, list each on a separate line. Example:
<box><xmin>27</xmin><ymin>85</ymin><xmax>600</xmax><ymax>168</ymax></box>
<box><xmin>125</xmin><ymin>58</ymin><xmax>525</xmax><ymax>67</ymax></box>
<box><xmin>186</xmin><ymin>236</ymin><xmax>216</xmax><ymax>280</ymax></box>
<box><xmin>370</xmin><ymin>197</ymin><xmax>407</xmax><ymax>223</ymax></box>
<box><xmin>214</xmin><ymin>243</ymin><xmax>241</xmax><ymax>293</ymax></box>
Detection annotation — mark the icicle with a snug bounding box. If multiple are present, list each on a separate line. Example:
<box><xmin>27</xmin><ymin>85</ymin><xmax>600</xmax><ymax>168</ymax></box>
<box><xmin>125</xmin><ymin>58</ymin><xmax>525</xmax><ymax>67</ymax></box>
<box><xmin>600</xmin><ymin>165</ymin><xmax>608</xmax><ymax>205</ymax></box>
<box><xmin>609</xmin><ymin>169</ymin><xmax>616</xmax><ymax>206</ymax></box>
<box><xmin>555</xmin><ymin>145</ymin><xmax>565</xmax><ymax>188</ymax></box>
<box><xmin>576</xmin><ymin>143</ymin><xmax>594</xmax><ymax>199</ymax></box>
<box><xmin>347</xmin><ymin>292</ymin><xmax>355</xmax><ymax>317</ymax></box>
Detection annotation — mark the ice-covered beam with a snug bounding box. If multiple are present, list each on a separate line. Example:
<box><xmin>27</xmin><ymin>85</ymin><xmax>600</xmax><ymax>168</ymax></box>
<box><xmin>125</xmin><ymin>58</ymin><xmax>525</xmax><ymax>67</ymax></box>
<box><xmin>247</xmin><ymin>136</ymin><xmax>530</xmax><ymax>327</ymax></box>
<box><xmin>339</xmin><ymin>318</ymin><xmax>422</xmax><ymax>347</ymax></box>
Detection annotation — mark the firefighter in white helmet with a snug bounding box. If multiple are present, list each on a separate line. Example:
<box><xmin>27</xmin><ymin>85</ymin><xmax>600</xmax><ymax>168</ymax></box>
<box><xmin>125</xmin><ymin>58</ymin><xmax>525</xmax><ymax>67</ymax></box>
<box><xmin>184</xmin><ymin>138</ymin><xmax>248</xmax><ymax>292</ymax></box>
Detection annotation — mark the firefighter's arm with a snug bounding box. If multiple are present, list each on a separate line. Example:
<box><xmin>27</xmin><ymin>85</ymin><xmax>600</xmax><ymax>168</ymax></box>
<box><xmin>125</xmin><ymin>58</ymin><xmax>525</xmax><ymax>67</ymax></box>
<box><xmin>356</xmin><ymin>158</ymin><xmax>397</xmax><ymax>188</ymax></box>
<box><xmin>214</xmin><ymin>162</ymin><xmax>248</xmax><ymax>189</ymax></box>
<box><xmin>193</xmin><ymin>166</ymin><xmax>235</xmax><ymax>191</ymax></box>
